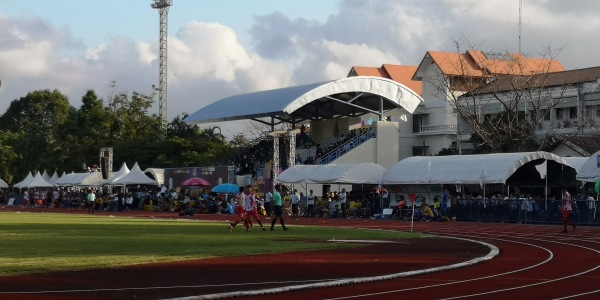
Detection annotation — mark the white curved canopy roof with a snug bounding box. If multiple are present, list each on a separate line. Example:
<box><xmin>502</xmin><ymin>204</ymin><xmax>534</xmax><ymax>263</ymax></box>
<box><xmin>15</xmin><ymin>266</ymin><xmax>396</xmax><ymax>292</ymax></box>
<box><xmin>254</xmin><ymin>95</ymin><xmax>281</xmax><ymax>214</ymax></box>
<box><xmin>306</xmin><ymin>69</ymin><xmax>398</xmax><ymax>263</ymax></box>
<box><xmin>382</xmin><ymin>152</ymin><xmax>573</xmax><ymax>185</ymax></box>
<box><xmin>277</xmin><ymin>163</ymin><xmax>386</xmax><ymax>184</ymax></box>
<box><xmin>184</xmin><ymin>76</ymin><xmax>423</xmax><ymax>125</ymax></box>
<box><xmin>144</xmin><ymin>168</ymin><xmax>164</xmax><ymax>186</ymax></box>
<box><xmin>576</xmin><ymin>151</ymin><xmax>600</xmax><ymax>182</ymax></box>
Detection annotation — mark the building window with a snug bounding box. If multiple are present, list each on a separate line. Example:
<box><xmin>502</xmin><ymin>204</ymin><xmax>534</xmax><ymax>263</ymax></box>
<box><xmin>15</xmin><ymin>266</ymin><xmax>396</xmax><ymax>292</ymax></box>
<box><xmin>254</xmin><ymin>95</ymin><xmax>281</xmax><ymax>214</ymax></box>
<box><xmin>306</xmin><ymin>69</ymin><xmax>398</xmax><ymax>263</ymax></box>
<box><xmin>569</xmin><ymin>106</ymin><xmax>578</xmax><ymax>119</ymax></box>
<box><xmin>555</xmin><ymin>107</ymin><xmax>564</xmax><ymax>120</ymax></box>
<box><xmin>541</xmin><ymin>109</ymin><xmax>550</xmax><ymax>121</ymax></box>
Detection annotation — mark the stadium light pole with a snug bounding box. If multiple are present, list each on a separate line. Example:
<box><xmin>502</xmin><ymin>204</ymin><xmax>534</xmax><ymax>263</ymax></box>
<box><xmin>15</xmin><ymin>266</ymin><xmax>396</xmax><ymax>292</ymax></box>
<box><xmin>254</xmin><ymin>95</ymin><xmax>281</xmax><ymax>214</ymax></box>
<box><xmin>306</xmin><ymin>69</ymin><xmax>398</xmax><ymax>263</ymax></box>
<box><xmin>151</xmin><ymin>0</ymin><xmax>173</xmax><ymax>138</ymax></box>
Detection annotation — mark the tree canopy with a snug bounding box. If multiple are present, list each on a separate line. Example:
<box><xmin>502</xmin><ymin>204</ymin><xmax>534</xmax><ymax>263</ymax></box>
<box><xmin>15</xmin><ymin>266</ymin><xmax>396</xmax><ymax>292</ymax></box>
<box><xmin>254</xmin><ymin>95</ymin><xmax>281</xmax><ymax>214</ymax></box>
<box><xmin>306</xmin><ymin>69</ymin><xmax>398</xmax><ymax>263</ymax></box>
<box><xmin>0</xmin><ymin>89</ymin><xmax>237</xmax><ymax>183</ymax></box>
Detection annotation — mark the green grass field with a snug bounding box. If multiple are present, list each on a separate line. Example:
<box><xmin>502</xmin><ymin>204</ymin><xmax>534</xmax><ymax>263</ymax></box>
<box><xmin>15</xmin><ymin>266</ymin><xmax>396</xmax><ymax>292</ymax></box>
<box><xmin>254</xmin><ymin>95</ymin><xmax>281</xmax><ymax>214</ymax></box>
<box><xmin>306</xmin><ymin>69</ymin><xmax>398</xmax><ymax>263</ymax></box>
<box><xmin>0</xmin><ymin>212</ymin><xmax>420</xmax><ymax>276</ymax></box>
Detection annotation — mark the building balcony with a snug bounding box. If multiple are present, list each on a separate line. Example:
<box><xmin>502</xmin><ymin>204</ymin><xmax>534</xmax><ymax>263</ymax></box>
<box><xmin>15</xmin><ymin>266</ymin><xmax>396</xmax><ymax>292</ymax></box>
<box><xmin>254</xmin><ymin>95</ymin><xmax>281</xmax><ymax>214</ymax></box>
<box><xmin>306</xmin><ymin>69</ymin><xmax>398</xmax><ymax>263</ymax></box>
<box><xmin>414</xmin><ymin>124</ymin><xmax>457</xmax><ymax>135</ymax></box>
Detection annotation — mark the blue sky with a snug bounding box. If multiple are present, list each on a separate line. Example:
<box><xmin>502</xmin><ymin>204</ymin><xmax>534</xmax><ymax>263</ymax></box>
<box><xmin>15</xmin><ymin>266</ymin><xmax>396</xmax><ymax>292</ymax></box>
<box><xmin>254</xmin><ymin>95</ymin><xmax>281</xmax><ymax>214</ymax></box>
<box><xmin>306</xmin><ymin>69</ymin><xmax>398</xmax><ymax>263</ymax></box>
<box><xmin>2</xmin><ymin>0</ymin><xmax>337</xmax><ymax>51</ymax></box>
<box><xmin>2</xmin><ymin>0</ymin><xmax>600</xmax><ymax>139</ymax></box>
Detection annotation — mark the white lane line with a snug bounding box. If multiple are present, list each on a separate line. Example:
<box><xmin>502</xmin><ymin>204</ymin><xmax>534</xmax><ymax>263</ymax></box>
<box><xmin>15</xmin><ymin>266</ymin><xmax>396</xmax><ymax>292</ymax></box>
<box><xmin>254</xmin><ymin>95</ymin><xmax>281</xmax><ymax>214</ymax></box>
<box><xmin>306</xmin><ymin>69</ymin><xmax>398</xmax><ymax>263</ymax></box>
<box><xmin>165</xmin><ymin>236</ymin><xmax>499</xmax><ymax>300</ymax></box>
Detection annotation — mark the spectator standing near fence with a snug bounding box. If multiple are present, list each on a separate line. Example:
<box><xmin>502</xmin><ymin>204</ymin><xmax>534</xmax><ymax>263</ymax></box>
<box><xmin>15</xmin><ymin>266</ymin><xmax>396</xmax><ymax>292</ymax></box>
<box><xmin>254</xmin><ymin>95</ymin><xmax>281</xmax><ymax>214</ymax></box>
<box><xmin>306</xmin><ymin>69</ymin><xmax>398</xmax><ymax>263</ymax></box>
<box><xmin>561</xmin><ymin>188</ymin><xmax>575</xmax><ymax>233</ymax></box>
<box><xmin>291</xmin><ymin>190</ymin><xmax>300</xmax><ymax>219</ymax></box>
<box><xmin>586</xmin><ymin>193</ymin><xmax>596</xmax><ymax>223</ymax></box>
<box><xmin>264</xmin><ymin>189</ymin><xmax>273</xmax><ymax>219</ymax></box>
<box><xmin>306</xmin><ymin>190</ymin><xmax>316</xmax><ymax>217</ymax></box>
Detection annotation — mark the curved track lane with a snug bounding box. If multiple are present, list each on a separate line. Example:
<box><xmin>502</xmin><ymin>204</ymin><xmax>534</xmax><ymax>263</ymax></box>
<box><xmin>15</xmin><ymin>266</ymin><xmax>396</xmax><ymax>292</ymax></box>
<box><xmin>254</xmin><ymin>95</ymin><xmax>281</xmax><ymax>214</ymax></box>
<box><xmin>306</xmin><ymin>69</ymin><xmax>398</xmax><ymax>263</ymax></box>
<box><xmin>242</xmin><ymin>221</ymin><xmax>600</xmax><ymax>300</ymax></box>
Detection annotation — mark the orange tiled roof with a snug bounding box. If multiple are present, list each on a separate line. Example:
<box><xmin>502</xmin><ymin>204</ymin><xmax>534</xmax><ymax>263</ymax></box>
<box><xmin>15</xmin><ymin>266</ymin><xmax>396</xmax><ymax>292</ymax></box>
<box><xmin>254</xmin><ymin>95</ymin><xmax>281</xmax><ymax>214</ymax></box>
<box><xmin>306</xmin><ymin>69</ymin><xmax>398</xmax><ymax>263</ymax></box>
<box><xmin>426</xmin><ymin>50</ymin><xmax>565</xmax><ymax>78</ymax></box>
<box><xmin>428</xmin><ymin>51</ymin><xmax>487</xmax><ymax>77</ymax></box>
<box><xmin>349</xmin><ymin>65</ymin><xmax>423</xmax><ymax>95</ymax></box>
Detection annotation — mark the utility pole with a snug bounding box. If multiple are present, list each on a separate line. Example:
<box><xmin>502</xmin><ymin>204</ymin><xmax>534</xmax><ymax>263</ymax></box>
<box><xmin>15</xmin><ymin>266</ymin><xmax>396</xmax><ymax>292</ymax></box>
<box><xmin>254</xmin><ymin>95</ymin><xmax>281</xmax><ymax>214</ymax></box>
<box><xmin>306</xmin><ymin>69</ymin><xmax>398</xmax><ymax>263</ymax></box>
<box><xmin>151</xmin><ymin>0</ymin><xmax>173</xmax><ymax>138</ymax></box>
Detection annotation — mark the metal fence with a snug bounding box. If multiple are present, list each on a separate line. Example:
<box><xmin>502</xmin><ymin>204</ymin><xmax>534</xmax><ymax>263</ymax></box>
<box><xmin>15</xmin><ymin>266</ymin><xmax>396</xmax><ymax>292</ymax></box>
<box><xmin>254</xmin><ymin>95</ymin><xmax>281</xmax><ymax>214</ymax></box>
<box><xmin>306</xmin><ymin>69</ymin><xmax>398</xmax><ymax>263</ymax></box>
<box><xmin>400</xmin><ymin>197</ymin><xmax>598</xmax><ymax>226</ymax></box>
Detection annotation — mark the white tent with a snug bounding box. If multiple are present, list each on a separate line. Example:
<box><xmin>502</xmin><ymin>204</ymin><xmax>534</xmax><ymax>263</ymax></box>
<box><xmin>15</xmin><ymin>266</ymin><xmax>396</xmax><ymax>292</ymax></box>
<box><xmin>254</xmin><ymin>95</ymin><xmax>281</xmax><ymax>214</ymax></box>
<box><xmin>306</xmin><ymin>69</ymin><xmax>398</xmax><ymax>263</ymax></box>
<box><xmin>48</xmin><ymin>171</ymin><xmax>60</xmax><ymax>185</ymax></box>
<box><xmin>276</xmin><ymin>165</ymin><xmax>320</xmax><ymax>183</ymax></box>
<box><xmin>562</xmin><ymin>157</ymin><xmax>589</xmax><ymax>174</ymax></box>
<box><xmin>54</xmin><ymin>172</ymin><xmax>76</xmax><ymax>186</ymax></box>
<box><xmin>575</xmin><ymin>151</ymin><xmax>600</xmax><ymax>182</ymax></box>
<box><xmin>307</xmin><ymin>163</ymin><xmax>386</xmax><ymax>184</ymax></box>
<box><xmin>382</xmin><ymin>152</ymin><xmax>572</xmax><ymax>185</ymax></box>
<box><xmin>104</xmin><ymin>162</ymin><xmax>130</xmax><ymax>185</ymax></box>
<box><xmin>277</xmin><ymin>163</ymin><xmax>386</xmax><ymax>184</ymax></box>
<box><xmin>112</xmin><ymin>162</ymin><xmax>158</xmax><ymax>186</ymax></box>
<box><xmin>144</xmin><ymin>168</ymin><xmax>164</xmax><ymax>186</ymax></box>
<box><xmin>42</xmin><ymin>170</ymin><xmax>51</xmax><ymax>182</ymax></box>
<box><xmin>76</xmin><ymin>172</ymin><xmax>105</xmax><ymax>186</ymax></box>
<box><xmin>14</xmin><ymin>172</ymin><xmax>34</xmax><ymax>189</ymax></box>
<box><xmin>22</xmin><ymin>172</ymin><xmax>54</xmax><ymax>188</ymax></box>
<box><xmin>0</xmin><ymin>178</ymin><xmax>8</xmax><ymax>188</ymax></box>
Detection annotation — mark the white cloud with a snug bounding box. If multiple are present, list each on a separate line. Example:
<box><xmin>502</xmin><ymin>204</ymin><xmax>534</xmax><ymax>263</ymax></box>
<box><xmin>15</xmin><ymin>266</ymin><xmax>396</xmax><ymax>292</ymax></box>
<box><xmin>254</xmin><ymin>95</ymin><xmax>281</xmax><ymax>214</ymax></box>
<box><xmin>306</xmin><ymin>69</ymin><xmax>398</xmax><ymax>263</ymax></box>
<box><xmin>1</xmin><ymin>0</ymin><xmax>600</xmax><ymax>140</ymax></box>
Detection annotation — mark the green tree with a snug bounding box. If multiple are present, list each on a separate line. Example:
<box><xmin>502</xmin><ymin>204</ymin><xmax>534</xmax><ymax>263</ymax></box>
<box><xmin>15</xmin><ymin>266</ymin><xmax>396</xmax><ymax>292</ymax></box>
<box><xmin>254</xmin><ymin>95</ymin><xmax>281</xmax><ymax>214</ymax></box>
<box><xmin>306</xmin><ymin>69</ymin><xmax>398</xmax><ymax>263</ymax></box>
<box><xmin>0</xmin><ymin>89</ymin><xmax>74</xmax><ymax>177</ymax></box>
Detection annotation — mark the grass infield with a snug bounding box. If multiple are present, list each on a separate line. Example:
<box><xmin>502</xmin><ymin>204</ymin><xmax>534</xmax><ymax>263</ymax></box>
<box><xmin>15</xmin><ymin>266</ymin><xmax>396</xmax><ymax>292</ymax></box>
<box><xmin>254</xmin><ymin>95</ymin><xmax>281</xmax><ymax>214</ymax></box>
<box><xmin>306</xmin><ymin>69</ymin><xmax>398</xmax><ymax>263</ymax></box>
<box><xmin>0</xmin><ymin>212</ymin><xmax>420</xmax><ymax>276</ymax></box>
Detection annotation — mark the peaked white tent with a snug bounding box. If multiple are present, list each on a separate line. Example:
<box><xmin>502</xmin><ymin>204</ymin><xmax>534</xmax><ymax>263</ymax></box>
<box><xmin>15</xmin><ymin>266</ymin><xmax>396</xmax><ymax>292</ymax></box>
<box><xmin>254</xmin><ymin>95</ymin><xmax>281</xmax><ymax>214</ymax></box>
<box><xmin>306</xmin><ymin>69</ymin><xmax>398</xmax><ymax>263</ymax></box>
<box><xmin>382</xmin><ymin>152</ymin><xmax>573</xmax><ymax>185</ymax></box>
<box><xmin>576</xmin><ymin>151</ymin><xmax>600</xmax><ymax>182</ymax></box>
<box><xmin>14</xmin><ymin>172</ymin><xmax>34</xmax><ymax>189</ymax></box>
<box><xmin>112</xmin><ymin>163</ymin><xmax>158</xmax><ymax>186</ymax></box>
<box><xmin>42</xmin><ymin>170</ymin><xmax>51</xmax><ymax>182</ymax></box>
<box><xmin>22</xmin><ymin>172</ymin><xmax>54</xmax><ymax>188</ymax></box>
<box><xmin>48</xmin><ymin>171</ymin><xmax>60</xmax><ymax>185</ymax></box>
<box><xmin>0</xmin><ymin>178</ymin><xmax>8</xmax><ymax>188</ymax></box>
<box><xmin>104</xmin><ymin>162</ymin><xmax>130</xmax><ymax>185</ymax></box>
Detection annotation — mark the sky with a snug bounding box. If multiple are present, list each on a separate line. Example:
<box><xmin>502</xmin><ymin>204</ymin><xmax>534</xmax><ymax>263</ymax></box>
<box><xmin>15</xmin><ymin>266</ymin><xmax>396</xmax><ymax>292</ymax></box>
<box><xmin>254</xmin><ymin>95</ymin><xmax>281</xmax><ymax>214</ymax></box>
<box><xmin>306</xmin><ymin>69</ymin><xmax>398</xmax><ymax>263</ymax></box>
<box><xmin>1</xmin><ymin>0</ymin><xmax>600</xmax><ymax>139</ymax></box>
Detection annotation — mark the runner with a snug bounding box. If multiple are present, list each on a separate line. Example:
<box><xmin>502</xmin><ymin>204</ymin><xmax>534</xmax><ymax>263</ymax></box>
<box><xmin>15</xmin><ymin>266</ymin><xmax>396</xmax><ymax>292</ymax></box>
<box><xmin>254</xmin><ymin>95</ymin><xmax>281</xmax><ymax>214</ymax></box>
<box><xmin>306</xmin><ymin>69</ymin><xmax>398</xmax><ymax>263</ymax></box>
<box><xmin>243</xmin><ymin>185</ymin><xmax>266</xmax><ymax>231</ymax></box>
<box><xmin>228</xmin><ymin>186</ymin><xmax>247</xmax><ymax>233</ymax></box>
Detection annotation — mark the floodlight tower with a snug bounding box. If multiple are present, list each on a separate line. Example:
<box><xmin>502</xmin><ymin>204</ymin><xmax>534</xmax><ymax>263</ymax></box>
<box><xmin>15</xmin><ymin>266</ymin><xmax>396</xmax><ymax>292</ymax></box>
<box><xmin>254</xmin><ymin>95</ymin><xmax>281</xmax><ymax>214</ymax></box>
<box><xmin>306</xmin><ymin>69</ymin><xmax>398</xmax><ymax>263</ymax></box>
<box><xmin>151</xmin><ymin>0</ymin><xmax>173</xmax><ymax>138</ymax></box>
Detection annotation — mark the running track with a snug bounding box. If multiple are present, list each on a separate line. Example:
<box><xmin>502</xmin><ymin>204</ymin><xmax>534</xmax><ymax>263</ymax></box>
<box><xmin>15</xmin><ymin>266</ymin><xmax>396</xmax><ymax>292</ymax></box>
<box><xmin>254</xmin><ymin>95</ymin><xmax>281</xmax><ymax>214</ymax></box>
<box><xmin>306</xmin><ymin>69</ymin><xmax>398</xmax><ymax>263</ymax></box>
<box><xmin>239</xmin><ymin>219</ymin><xmax>600</xmax><ymax>300</ymax></box>
<box><xmin>1</xmin><ymin>209</ymin><xmax>600</xmax><ymax>300</ymax></box>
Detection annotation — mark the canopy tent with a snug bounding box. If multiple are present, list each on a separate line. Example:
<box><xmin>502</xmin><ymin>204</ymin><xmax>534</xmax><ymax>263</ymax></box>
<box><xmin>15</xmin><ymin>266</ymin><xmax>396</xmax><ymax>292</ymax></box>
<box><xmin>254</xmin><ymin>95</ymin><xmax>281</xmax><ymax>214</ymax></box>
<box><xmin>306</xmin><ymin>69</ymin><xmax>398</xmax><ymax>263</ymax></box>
<box><xmin>212</xmin><ymin>183</ymin><xmax>241</xmax><ymax>193</ymax></box>
<box><xmin>53</xmin><ymin>172</ymin><xmax>103</xmax><ymax>186</ymax></box>
<box><xmin>104</xmin><ymin>162</ymin><xmax>130</xmax><ymax>185</ymax></box>
<box><xmin>21</xmin><ymin>172</ymin><xmax>54</xmax><ymax>188</ymax></box>
<box><xmin>562</xmin><ymin>157</ymin><xmax>588</xmax><ymax>174</ymax></box>
<box><xmin>112</xmin><ymin>163</ymin><xmax>158</xmax><ymax>186</ymax></box>
<box><xmin>144</xmin><ymin>168</ymin><xmax>164</xmax><ymax>186</ymax></box>
<box><xmin>14</xmin><ymin>172</ymin><xmax>33</xmax><ymax>189</ymax></box>
<box><xmin>54</xmin><ymin>172</ymin><xmax>74</xmax><ymax>186</ymax></box>
<box><xmin>182</xmin><ymin>177</ymin><xmax>211</xmax><ymax>187</ymax></box>
<box><xmin>575</xmin><ymin>151</ymin><xmax>600</xmax><ymax>182</ymax></box>
<box><xmin>277</xmin><ymin>163</ymin><xmax>386</xmax><ymax>184</ymax></box>
<box><xmin>307</xmin><ymin>163</ymin><xmax>386</xmax><ymax>184</ymax></box>
<box><xmin>0</xmin><ymin>178</ymin><xmax>8</xmax><ymax>188</ymax></box>
<box><xmin>48</xmin><ymin>171</ymin><xmax>60</xmax><ymax>185</ymax></box>
<box><xmin>382</xmin><ymin>152</ymin><xmax>575</xmax><ymax>185</ymax></box>
<box><xmin>76</xmin><ymin>172</ymin><xmax>105</xmax><ymax>186</ymax></box>
<box><xmin>42</xmin><ymin>170</ymin><xmax>51</xmax><ymax>182</ymax></box>
<box><xmin>276</xmin><ymin>165</ymin><xmax>320</xmax><ymax>184</ymax></box>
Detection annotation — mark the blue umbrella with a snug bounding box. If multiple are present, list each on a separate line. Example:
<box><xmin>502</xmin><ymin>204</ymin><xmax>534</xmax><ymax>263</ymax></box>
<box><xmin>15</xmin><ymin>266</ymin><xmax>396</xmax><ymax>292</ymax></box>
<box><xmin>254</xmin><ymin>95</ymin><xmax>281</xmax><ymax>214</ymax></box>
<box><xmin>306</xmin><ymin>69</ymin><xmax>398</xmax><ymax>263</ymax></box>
<box><xmin>212</xmin><ymin>183</ymin><xmax>240</xmax><ymax>193</ymax></box>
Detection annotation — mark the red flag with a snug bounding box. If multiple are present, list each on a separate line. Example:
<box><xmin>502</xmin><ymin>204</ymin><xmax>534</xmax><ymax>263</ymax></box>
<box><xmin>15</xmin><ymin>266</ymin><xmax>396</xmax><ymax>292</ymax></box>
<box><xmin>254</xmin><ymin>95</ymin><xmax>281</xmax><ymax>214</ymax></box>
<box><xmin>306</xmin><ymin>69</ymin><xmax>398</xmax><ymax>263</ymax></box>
<box><xmin>410</xmin><ymin>193</ymin><xmax>416</xmax><ymax>205</ymax></box>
